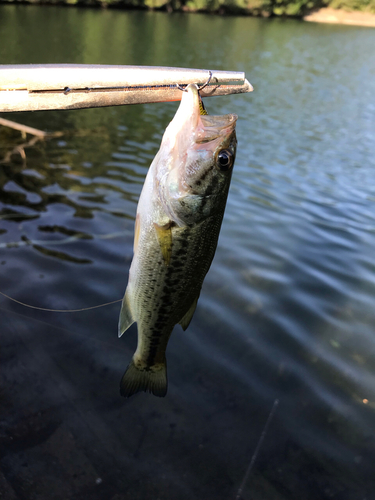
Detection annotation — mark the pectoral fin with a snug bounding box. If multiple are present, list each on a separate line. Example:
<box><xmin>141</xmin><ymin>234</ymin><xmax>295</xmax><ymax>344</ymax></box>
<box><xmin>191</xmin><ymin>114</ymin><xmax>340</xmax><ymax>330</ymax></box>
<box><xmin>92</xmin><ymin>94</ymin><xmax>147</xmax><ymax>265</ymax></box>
<box><xmin>154</xmin><ymin>222</ymin><xmax>173</xmax><ymax>266</ymax></box>
<box><xmin>179</xmin><ymin>294</ymin><xmax>200</xmax><ymax>331</ymax></box>
<box><xmin>118</xmin><ymin>290</ymin><xmax>135</xmax><ymax>337</ymax></box>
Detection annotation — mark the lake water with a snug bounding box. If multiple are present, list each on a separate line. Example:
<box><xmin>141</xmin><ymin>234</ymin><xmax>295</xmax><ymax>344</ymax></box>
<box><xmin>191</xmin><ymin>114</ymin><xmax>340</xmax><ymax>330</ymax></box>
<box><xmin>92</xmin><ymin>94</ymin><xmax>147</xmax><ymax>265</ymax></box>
<box><xmin>1</xmin><ymin>5</ymin><xmax>375</xmax><ymax>499</ymax></box>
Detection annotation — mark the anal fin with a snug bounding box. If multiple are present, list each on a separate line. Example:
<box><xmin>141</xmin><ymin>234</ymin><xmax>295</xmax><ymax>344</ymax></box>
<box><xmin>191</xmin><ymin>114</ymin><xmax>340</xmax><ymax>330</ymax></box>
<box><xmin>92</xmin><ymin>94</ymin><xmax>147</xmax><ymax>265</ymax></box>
<box><xmin>118</xmin><ymin>290</ymin><xmax>135</xmax><ymax>337</ymax></box>
<box><xmin>179</xmin><ymin>294</ymin><xmax>200</xmax><ymax>331</ymax></box>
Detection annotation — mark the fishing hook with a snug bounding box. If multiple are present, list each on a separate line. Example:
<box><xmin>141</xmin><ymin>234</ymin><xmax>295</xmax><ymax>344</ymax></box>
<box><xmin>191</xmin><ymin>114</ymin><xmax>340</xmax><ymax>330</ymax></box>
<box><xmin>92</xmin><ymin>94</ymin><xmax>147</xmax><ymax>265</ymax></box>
<box><xmin>176</xmin><ymin>70</ymin><xmax>212</xmax><ymax>93</ymax></box>
<box><xmin>198</xmin><ymin>70</ymin><xmax>212</xmax><ymax>91</ymax></box>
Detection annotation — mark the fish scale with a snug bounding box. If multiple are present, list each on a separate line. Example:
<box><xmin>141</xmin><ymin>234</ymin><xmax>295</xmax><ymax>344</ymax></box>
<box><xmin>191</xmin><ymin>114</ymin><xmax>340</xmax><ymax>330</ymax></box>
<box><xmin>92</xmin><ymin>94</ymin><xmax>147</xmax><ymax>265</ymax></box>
<box><xmin>118</xmin><ymin>84</ymin><xmax>237</xmax><ymax>397</ymax></box>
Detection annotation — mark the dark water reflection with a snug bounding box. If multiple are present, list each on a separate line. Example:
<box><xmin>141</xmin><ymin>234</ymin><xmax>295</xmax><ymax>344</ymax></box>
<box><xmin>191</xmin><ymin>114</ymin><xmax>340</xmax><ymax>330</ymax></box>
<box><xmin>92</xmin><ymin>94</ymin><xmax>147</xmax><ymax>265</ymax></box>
<box><xmin>1</xmin><ymin>6</ymin><xmax>375</xmax><ymax>500</ymax></box>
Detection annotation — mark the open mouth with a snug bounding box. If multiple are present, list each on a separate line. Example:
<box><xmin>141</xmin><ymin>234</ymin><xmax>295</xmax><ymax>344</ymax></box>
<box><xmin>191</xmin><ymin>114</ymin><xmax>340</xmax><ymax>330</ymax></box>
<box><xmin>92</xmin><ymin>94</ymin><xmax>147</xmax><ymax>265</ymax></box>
<box><xmin>195</xmin><ymin>113</ymin><xmax>238</xmax><ymax>144</ymax></box>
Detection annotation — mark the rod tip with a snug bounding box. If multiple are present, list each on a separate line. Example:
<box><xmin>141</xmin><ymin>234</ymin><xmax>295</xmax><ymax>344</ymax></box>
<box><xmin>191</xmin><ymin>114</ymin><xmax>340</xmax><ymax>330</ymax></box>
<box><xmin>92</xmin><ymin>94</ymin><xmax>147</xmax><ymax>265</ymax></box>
<box><xmin>244</xmin><ymin>78</ymin><xmax>254</xmax><ymax>92</ymax></box>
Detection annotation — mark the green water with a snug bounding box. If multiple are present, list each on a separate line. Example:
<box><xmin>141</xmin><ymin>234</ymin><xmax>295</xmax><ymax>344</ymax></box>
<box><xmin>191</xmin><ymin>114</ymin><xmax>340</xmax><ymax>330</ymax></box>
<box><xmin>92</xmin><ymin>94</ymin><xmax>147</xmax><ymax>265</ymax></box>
<box><xmin>1</xmin><ymin>5</ymin><xmax>375</xmax><ymax>499</ymax></box>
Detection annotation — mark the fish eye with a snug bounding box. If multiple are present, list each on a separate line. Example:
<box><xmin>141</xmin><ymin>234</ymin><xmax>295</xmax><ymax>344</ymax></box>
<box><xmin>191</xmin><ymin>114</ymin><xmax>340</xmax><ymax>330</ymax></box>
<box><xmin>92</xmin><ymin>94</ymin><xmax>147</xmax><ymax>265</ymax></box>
<box><xmin>216</xmin><ymin>149</ymin><xmax>234</xmax><ymax>172</ymax></box>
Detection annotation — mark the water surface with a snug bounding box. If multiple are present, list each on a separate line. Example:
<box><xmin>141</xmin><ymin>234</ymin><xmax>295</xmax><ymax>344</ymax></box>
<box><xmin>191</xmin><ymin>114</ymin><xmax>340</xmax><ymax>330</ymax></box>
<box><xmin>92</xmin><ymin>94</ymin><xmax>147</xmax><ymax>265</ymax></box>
<box><xmin>1</xmin><ymin>6</ymin><xmax>375</xmax><ymax>499</ymax></box>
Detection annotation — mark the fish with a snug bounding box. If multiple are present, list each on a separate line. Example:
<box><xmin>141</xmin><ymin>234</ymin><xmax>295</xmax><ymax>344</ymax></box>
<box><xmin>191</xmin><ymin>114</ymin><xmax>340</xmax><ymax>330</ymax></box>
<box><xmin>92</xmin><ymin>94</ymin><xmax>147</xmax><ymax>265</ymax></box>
<box><xmin>118</xmin><ymin>83</ymin><xmax>237</xmax><ymax>398</ymax></box>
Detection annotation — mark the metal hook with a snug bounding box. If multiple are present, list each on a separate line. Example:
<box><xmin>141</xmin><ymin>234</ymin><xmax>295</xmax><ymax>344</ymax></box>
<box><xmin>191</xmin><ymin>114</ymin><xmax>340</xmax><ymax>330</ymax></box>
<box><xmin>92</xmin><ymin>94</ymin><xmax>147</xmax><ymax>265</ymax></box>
<box><xmin>175</xmin><ymin>82</ymin><xmax>188</xmax><ymax>92</ymax></box>
<box><xmin>175</xmin><ymin>70</ymin><xmax>213</xmax><ymax>93</ymax></box>
<box><xmin>198</xmin><ymin>71</ymin><xmax>212</xmax><ymax>92</ymax></box>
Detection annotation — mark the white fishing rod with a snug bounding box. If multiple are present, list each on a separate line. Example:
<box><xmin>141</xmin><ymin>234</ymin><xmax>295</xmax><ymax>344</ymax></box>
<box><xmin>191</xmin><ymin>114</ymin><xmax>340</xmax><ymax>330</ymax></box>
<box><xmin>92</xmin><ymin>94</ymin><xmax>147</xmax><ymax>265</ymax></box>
<box><xmin>0</xmin><ymin>64</ymin><xmax>253</xmax><ymax>112</ymax></box>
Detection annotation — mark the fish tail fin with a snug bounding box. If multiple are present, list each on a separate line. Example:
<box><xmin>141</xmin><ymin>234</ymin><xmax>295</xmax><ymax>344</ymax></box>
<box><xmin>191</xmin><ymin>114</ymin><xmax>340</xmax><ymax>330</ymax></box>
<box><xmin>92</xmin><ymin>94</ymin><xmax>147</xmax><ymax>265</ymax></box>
<box><xmin>120</xmin><ymin>359</ymin><xmax>167</xmax><ymax>398</ymax></box>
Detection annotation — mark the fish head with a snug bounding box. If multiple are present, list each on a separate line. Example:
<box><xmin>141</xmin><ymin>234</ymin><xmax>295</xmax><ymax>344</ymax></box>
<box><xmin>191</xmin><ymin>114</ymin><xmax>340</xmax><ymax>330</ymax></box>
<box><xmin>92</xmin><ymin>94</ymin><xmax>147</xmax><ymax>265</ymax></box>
<box><xmin>158</xmin><ymin>84</ymin><xmax>238</xmax><ymax>226</ymax></box>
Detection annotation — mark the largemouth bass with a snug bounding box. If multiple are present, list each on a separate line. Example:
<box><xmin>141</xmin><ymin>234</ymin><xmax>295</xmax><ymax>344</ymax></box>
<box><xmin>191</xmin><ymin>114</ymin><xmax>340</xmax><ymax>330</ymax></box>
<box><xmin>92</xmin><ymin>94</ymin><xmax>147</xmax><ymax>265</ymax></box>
<box><xmin>118</xmin><ymin>84</ymin><xmax>237</xmax><ymax>397</ymax></box>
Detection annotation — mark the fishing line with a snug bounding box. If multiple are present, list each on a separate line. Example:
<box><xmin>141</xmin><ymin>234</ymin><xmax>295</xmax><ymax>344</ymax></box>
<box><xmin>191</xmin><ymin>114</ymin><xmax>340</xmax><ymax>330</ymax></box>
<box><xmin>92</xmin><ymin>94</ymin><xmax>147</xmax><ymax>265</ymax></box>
<box><xmin>0</xmin><ymin>303</ymin><xmax>129</xmax><ymax>352</ymax></box>
<box><xmin>0</xmin><ymin>290</ymin><xmax>122</xmax><ymax>312</ymax></box>
<box><xmin>235</xmin><ymin>398</ymin><xmax>279</xmax><ymax>500</ymax></box>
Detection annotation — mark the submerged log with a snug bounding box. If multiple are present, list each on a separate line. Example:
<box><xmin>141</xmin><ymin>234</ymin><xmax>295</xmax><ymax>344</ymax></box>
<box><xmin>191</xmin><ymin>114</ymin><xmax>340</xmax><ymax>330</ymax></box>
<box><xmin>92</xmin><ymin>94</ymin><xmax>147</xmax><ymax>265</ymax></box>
<box><xmin>0</xmin><ymin>117</ymin><xmax>49</xmax><ymax>138</ymax></box>
<box><xmin>0</xmin><ymin>117</ymin><xmax>63</xmax><ymax>164</ymax></box>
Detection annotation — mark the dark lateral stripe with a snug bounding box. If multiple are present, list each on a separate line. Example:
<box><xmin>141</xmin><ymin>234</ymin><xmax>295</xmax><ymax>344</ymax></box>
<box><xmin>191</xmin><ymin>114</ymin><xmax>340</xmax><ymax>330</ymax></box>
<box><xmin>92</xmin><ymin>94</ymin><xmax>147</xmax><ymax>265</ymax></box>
<box><xmin>145</xmin><ymin>330</ymin><xmax>163</xmax><ymax>366</ymax></box>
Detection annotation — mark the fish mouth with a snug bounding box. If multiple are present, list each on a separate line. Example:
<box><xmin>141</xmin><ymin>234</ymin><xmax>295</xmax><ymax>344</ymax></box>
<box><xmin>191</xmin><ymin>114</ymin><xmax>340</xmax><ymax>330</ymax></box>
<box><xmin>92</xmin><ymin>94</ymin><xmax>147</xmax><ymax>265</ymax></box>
<box><xmin>186</xmin><ymin>83</ymin><xmax>238</xmax><ymax>143</ymax></box>
<box><xmin>164</xmin><ymin>83</ymin><xmax>238</xmax><ymax>146</ymax></box>
<box><xmin>196</xmin><ymin>113</ymin><xmax>238</xmax><ymax>144</ymax></box>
